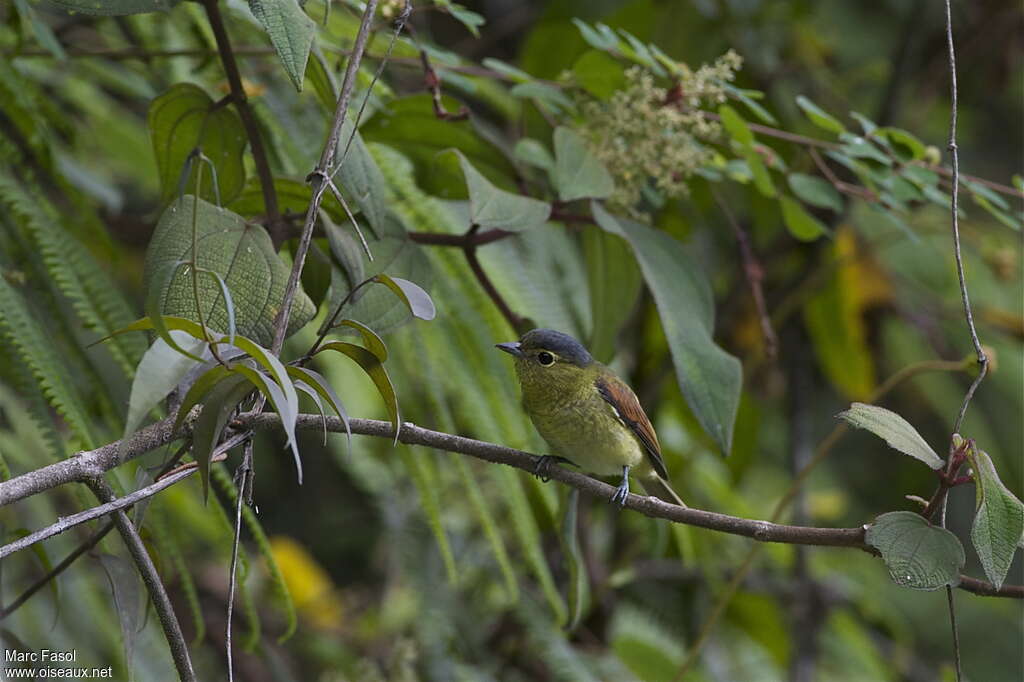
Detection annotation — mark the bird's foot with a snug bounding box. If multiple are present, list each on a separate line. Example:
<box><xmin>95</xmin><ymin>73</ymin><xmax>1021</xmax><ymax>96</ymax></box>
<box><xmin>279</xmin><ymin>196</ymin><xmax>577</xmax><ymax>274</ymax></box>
<box><xmin>533</xmin><ymin>455</ymin><xmax>577</xmax><ymax>483</ymax></box>
<box><xmin>609</xmin><ymin>466</ymin><xmax>630</xmax><ymax>507</ymax></box>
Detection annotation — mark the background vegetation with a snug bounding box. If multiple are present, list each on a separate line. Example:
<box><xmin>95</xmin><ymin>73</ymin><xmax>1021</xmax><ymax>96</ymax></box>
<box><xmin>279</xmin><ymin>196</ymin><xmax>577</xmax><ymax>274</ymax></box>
<box><xmin>0</xmin><ymin>1</ymin><xmax>1021</xmax><ymax>681</ymax></box>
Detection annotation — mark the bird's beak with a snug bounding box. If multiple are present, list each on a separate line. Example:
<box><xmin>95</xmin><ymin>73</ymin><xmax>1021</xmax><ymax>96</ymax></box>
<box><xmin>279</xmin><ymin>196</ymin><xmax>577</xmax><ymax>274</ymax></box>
<box><xmin>495</xmin><ymin>341</ymin><xmax>523</xmax><ymax>357</ymax></box>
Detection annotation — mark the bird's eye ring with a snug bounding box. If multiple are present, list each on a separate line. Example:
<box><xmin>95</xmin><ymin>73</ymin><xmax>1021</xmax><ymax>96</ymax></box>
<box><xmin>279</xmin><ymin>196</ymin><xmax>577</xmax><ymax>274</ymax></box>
<box><xmin>537</xmin><ymin>351</ymin><xmax>555</xmax><ymax>366</ymax></box>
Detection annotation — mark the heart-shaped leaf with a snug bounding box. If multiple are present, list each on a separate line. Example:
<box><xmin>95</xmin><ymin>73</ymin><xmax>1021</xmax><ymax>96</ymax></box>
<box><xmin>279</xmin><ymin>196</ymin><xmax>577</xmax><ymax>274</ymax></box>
<box><xmin>458</xmin><ymin>153</ymin><xmax>551</xmax><ymax>231</ymax></box>
<box><xmin>865</xmin><ymin>511</ymin><xmax>964</xmax><ymax>590</ymax></box>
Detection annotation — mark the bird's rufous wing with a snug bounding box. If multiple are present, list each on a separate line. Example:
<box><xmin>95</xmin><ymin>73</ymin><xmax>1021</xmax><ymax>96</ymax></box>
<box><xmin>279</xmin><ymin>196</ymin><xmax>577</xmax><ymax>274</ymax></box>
<box><xmin>595</xmin><ymin>374</ymin><xmax>668</xmax><ymax>479</ymax></box>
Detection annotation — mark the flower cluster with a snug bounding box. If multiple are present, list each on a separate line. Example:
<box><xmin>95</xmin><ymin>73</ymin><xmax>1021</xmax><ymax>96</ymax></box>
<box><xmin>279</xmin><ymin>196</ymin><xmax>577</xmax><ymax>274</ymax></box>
<box><xmin>575</xmin><ymin>50</ymin><xmax>743</xmax><ymax>214</ymax></box>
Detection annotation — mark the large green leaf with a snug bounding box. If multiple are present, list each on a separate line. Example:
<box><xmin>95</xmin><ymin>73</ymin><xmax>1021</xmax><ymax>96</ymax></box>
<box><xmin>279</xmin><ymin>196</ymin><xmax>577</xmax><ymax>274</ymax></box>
<box><xmin>593</xmin><ymin>203</ymin><xmax>741</xmax><ymax>454</ymax></box>
<box><xmin>148</xmin><ymin>83</ymin><xmax>247</xmax><ymax>204</ymax></box>
<box><xmin>248</xmin><ymin>0</ymin><xmax>315</xmax><ymax>92</ymax></box>
<box><xmin>968</xmin><ymin>447</ymin><xmax>1024</xmax><ymax>589</ymax></box>
<box><xmin>41</xmin><ymin>0</ymin><xmax>179</xmax><ymax>15</ymax></box>
<box><xmin>582</xmin><ymin>229</ymin><xmax>641</xmax><ymax>363</ymax></box>
<box><xmin>122</xmin><ymin>331</ymin><xmax>204</xmax><ymax>440</ymax></box>
<box><xmin>361</xmin><ymin>94</ymin><xmax>517</xmax><ymax>198</ymax></box>
<box><xmin>865</xmin><ymin>511</ymin><xmax>964</xmax><ymax>590</ymax></box>
<box><xmin>836</xmin><ymin>403</ymin><xmax>942</xmax><ymax>470</ymax></box>
<box><xmin>144</xmin><ymin>196</ymin><xmax>315</xmax><ymax>345</ymax></box>
<box><xmin>552</xmin><ymin>127</ymin><xmax>614</xmax><ymax>202</ymax></box>
<box><xmin>459</xmin><ymin>154</ymin><xmax>551</xmax><ymax>231</ymax></box>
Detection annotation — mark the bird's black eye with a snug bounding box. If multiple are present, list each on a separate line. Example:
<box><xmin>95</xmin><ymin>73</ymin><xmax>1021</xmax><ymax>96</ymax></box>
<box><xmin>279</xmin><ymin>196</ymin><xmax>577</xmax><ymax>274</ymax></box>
<box><xmin>537</xmin><ymin>351</ymin><xmax>555</xmax><ymax>366</ymax></box>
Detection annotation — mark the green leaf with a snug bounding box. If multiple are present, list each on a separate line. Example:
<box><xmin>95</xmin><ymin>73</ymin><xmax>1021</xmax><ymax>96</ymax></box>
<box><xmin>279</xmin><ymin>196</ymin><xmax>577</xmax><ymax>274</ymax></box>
<box><xmin>144</xmin><ymin>196</ymin><xmax>315</xmax><ymax>345</ymax></box>
<box><xmin>13</xmin><ymin>0</ymin><xmax>65</xmax><ymax>59</ymax></box>
<box><xmin>318</xmin><ymin>342</ymin><xmax>400</xmax><ymax>441</ymax></box>
<box><xmin>442</xmin><ymin>2</ymin><xmax>485</xmax><ymax>37</ymax></box>
<box><xmin>173</xmin><ymin>365</ymin><xmax>232</xmax><ymax>434</ymax></box>
<box><xmin>334</xmin><ymin>319</ymin><xmax>388</xmax><ymax>361</ymax></box>
<box><xmin>510</xmin><ymin>82</ymin><xmax>575</xmax><ymax>114</ymax></box>
<box><xmin>361</xmin><ymin>94</ymin><xmax>517</xmax><ymax>198</ymax></box>
<box><xmin>865</xmin><ymin>511</ymin><xmax>965</xmax><ymax>590</ymax></box>
<box><xmin>583</xmin><ymin>229</ymin><xmax>641</xmax><ymax>363</ymax></box>
<box><xmin>193</xmin><ymin>374</ymin><xmax>253</xmax><ymax>501</ymax></box>
<box><xmin>304</xmin><ymin>47</ymin><xmax>338</xmax><ymax>113</ymax></box>
<box><xmin>967</xmin><ymin>448</ymin><xmax>1024</xmax><ymax>589</ymax></box>
<box><xmin>719</xmin><ymin>104</ymin><xmax>754</xmax><ymax>148</ymax></box>
<box><xmin>247</xmin><ymin>0</ymin><xmax>315</xmax><ymax>91</ymax></box>
<box><xmin>148</xmin><ymin>83</ymin><xmax>247</xmax><ymax>204</ymax></box>
<box><xmin>552</xmin><ymin>127</ymin><xmax>614</xmax><ymax>202</ymax></box>
<box><xmin>795</xmin><ymin>95</ymin><xmax>846</xmax><ymax>135</ymax></box>
<box><xmin>300</xmin><ymin>241</ymin><xmax>332</xmax><ymax>312</ymax></box>
<box><xmin>284</xmin><ymin>365</ymin><xmax>351</xmax><ymax>455</ymax></box>
<box><xmin>373</xmin><ymin>274</ymin><xmax>437</xmax><ymax>321</ymax></box>
<box><xmin>787</xmin><ymin>173</ymin><xmax>843</xmax><ymax>212</ymax></box>
<box><xmin>722</xmin><ymin>83</ymin><xmax>778</xmax><ymax>125</ymax></box>
<box><xmin>456</xmin><ymin>458</ymin><xmax>517</xmax><ymax>600</ymax></box>
<box><xmin>458</xmin><ymin>154</ymin><xmax>551</xmax><ymax>231</ymax></box>
<box><xmin>400</xmin><ymin>448</ymin><xmax>459</xmax><ymax>583</ymax></box>
<box><xmin>558</xmin><ymin>488</ymin><xmax>587</xmax><ymax>631</ymax></box>
<box><xmin>593</xmin><ymin>203</ymin><xmax>741</xmax><ymax>454</ymax></box>
<box><xmin>513</xmin><ymin>138</ymin><xmax>554</xmax><ymax>173</ymax></box>
<box><xmin>232</xmin><ymin>365</ymin><xmax>302</xmax><ymax>482</ymax></box>
<box><xmin>40</xmin><ymin>0</ymin><xmax>179</xmax><ymax>15</ymax></box>
<box><xmin>780</xmin><ymin>196</ymin><xmax>828</xmax><ymax>241</ymax></box>
<box><xmin>123</xmin><ymin>332</ymin><xmax>204</xmax><ymax>441</ymax></box>
<box><xmin>876</xmin><ymin>127</ymin><xmax>926</xmax><ymax>162</ymax></box>
<box><xmin>745</xmin><ymin>149</ymin><xmax>776</xmax><ymax>198</ymax></box>
<box><xmin>836</xmin><ymin>403</ymin><xmax>943</xmax><ymax>469</ymax></box>
<box><xmin>571</xmin><ymin>50</ymin><xmax>627</xmax><ymax>100</ymax></box>
<box><xmin>334</xmin><ymin>118</ymin><xmax>389</xmax><ymax>233</ymax></box>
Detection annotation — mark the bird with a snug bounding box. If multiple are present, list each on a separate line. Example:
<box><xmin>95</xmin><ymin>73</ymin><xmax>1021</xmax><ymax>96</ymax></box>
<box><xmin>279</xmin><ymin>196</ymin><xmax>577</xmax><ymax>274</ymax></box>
<box><xmin>496</xmin><ymin>328</ymin><xmax>686</xmax><ymax>507</ymax></box>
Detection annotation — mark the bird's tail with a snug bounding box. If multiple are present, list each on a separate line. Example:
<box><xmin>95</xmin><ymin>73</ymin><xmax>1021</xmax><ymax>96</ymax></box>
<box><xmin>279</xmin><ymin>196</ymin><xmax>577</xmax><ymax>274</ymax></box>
<box><xmin>640</xmin><ymin>476</ymin><xmax>687</xmax><ymax>508</ymax></box>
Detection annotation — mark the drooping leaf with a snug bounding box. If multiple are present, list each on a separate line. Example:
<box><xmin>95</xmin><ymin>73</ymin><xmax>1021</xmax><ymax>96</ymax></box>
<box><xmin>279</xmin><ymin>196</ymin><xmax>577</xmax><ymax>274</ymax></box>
<box><xmin>231</xmin><ymin>365</ymin><xmax>302</xmax><ymax>483</ymax></box>
<box><xmin>865</xmin><ymin>511</ymin><xmax>965</xmax><ymax>590</ymax></box>
<box><xmin>795</xmin><ymin>95</ymin><xmax>846</xmax><ymax>135</ymax></box>
<box><xmin>248</xmin><ymin>0</ymin><xmax>315</xmax><ymax>91</ymax></box>
<box><xmin>122</xmin><ymin>331</ymin><xmax>204</xmax><ymax>441</ymax></box>
<box><xmin>837</xmin><ymin>403</ymin><xmax>943</xmax><ymax>469</ymax></box>
<box><xmin>318</xmin><ymin>341</ymin><xmax>400</xmax><ymax>441</ymax></box>
<box><xmin>41</xmin><ymin>0</ymin><xmax>179</xmax><ymax>15</ymax></box>
<box><xmin>780</xmin><ymin>196</ymin><xmax>828</xmax><ymax>241</ymax></box>
<box><xmin>552</xmin><ymin>127</ymin><xmax>615</xmax><ymax>202</ymax></box>
<box><xmin>148</xmin><ymin>83</ymin><xmax>247</xmax><ymax>204</ymax></box>
<box><xmin>192</xmin><ymin>374</ymin><xmax>253</xmax><ymax>501</ymax></box>
<box><xmin>967</xmin><ymin>447</ymin><xmax>1024</xmax><ymax>589</ymax></box>
<box><xmin>875</xmin><ymin>127</ymin><xmax>926</xmax><ymax>162</ymax></box>
<box><xmin>787</xmin><ymin>173</ymin><xmax>843</xmax><ymax>212</ymax></box>
<box><xmin>593</xmin><ymin>203</ymin><xmax>741</xmax><ymax>454</ymax></box>
<box><xmin>458</xmin><ymin>154</ymin><xmax>551</xmax><ymax>231</ymax></box>
<box><xmin>284</xmin><ymin>366</ymin><xmax>351</xmax><ymax>456</ymax></box>
<box><xmin>361</xmin><ymin>94</ymin><xmax>517</xmax><ymax>198</ymax></box>
<box><xmin>173</xmin><ymin>365</ymin><xmax>232</xmax><ymax>439</ymax></box>
<box><xmin>334</xmin><ymin>319</ymin><xmax>388</xmax><ymax>361</ymax></box>
<box><xmin>373</xmin><ymin>274</ymin><xmax>437</xmax><ymax>321</ymax></box>
<box><xmin>144</xmin><ymin>196</ymin><xmax>315</xmax><ymax>345</ymax></box>
<box><xmin>293</xmin><ymin>380</ymin><xmax>328</xmax><ymax>444</ymax></box>
<box><xmin>558</xmin><ymin>488</ymin><xmax>587</xmax><ymax>631</ymax></box>
<box><xmin>96</xmin><ymin>553</ymin><xmax>143</xmax><ymax>676</ymax></box>
<box><xmin>582</xmin><ymin>229</ymin><xmax>641</xmax><ymax>363</ymax></box>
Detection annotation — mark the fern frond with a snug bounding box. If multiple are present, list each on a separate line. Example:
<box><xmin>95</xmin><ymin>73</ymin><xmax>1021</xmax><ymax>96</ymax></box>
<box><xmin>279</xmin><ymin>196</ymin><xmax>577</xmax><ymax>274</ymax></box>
<box><xmin>150</xmin><ymin>510</ymin><xmax>206</xmax><ymax>645</ymax></box>
<box><xmin>0</xmin><ymin>279</ymin><xmax>96</xmax><ymax>448</ymax></box>
<box><xmin>0</xmin><ymin>172</ymin><xmax>144</xmax><ymax>375</ymax></box>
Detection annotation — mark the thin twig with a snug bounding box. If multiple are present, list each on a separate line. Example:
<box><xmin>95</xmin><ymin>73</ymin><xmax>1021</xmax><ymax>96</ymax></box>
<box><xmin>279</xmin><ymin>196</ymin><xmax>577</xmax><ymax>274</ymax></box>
<box><xmin>408</xmin><ymin>228</ymin><xmax>512</xmax><ymax>246</ymax></box>
<box><xmin>270</xmin><ymin>0</ymin><xmax>388</xmax><ymax>356</ymax></box>
<box><xmin>712</xmin><ymin>189</ymin><xmax>777</xmax><ymax>358</ymax></box>
<box><xmin>462</xmin><ymin>225</ymin><xmax>525</xmax><ymax>332</ymax></box>
<box><xmin>408</xmin><ymin>25</ymin><xmax>469</xmax><ymax>121</ymax></box>
<box><xmin>202</xmin><ymin>0</ymin><xmax>283</xmax><ymax>247</ymax></box>
<box><xmin>88</xmin><ymin>479</ymin><xmax>196</xmax><ymax>682</ymax></box>
<box><xmin>225</xmin><ymin>442</ymin><xmax>253</xmax><ymax>682</ymax></box>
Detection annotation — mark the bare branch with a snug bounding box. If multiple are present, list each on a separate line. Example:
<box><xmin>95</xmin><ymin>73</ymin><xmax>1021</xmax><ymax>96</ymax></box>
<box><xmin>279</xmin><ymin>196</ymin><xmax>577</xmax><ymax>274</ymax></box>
<box><xmin>88</xmin><ymin>479</ymin><xmax>196</xmax><ymax>682</ymax></box>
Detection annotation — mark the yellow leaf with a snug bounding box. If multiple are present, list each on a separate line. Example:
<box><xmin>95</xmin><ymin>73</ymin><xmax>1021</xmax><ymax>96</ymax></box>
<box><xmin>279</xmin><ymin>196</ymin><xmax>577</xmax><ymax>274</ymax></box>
<box><xmin>269</xmin><ymin>535</ymin><xmax>343</xmax><ymax>630</ymax></box>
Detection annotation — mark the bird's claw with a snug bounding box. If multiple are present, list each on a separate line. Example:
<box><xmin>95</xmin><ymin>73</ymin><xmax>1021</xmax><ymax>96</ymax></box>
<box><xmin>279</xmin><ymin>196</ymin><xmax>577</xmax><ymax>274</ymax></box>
<box><xmin>610</xmin><ymin>481</ymin><xmax>630</xmax><ymax>507</ymax></box>
<box><xmin>533</xmin><ymin>455</ymin><xmax>577</xmax><ymax>483</ymax></box>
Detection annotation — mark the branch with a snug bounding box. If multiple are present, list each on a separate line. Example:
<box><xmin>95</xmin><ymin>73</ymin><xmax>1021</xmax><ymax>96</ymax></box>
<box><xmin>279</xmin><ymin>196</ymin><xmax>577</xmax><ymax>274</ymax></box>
<box><xmin>462</xmin><ymin>225</ymin><xmax>526</xmax><ymax>332</ymax></box>
<box><xmin>270</xmin><ymin>0</ymin><xmax>388</xmax><ymax>356</ymax></box>
<box><xmin>202</xmin><ymin>0</ymin><xmax>282</xmax><ymax>246</ymax></box>
<box><xmin>88</xmin><ymin>479</ymin><xmax>196</xmax><ymax>682</ymax></box>
<box><xmin>1</xmin><ymin>413</ymin><xmax>1020</xmax><ymax>599</ymax></box>
<box><xmin>408</xmin><ymin>228</ymin><xmax>512</xmax><ymax>247</ymax></box>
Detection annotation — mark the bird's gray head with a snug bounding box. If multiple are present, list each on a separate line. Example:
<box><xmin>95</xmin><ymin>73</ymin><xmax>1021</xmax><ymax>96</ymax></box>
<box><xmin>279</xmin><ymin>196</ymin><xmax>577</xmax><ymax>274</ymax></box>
<box><xmin>505</xmin><ymin>328</ymin><xmax>593</xmax><ymax>368</ymax></box>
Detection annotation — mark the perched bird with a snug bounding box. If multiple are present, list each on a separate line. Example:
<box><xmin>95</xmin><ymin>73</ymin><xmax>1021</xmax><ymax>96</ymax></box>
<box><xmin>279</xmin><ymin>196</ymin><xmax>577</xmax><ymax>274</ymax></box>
<box><xmin>497</xmin><ymin>328</ymin><xmax>685</xmax><ymax>507</ymax></box>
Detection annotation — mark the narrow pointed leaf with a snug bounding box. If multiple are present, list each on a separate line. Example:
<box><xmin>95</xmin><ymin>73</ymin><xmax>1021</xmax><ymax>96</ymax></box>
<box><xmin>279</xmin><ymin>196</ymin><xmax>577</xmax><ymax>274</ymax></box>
<box><xmin>837</xmin><ymin>403</ymin><xmax>943</xmax><ymax>469</ymax></box>
<box><xmin>232</xmin><ymin>365</ymin><xmax>302</xmax><ymax>483</ymax></box>
<box><xmin>193</xmin><ymin>374</ymin><xmax>252</xmax><ymax>501</ymax></box>
<box><xmin>293</xmin><ymin>380</ymin><xmax>328</xmax><ymax>445</ymax></box>
<box><xmin>558</xmin><ymin>488</ymin><xmax>587</xmax><ymax>631</ymax></box>
<box><xmin>123</xmin><ymin>331</ymin><xmax>204</xmax><ymax>440</ymax></box>
<box><xmin>284</xmin><ymin>366</ymin><xmax>351</xmax><ymax>455</ymax></box>
<box><xmin>317</xmin><ymin>341</ymin><xmax>400</xmax><ymax>441</ymax></box>
<box><xmin>335</xmin><ymin>319</ymin><xmax>388</xmax><ymax>361</ymax></box>
<box><xmin>795</xmin><ymin>95</ymin><xmax>846</xmax><ymax>135</ymax></box>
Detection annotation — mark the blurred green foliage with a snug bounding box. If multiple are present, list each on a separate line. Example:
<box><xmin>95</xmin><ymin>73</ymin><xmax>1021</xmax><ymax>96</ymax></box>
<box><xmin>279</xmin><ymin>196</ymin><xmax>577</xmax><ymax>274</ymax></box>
<box><xmin>0</xmin><ymin>1</ymin><xmax>1021</xmax><ymax>681</ymax></box>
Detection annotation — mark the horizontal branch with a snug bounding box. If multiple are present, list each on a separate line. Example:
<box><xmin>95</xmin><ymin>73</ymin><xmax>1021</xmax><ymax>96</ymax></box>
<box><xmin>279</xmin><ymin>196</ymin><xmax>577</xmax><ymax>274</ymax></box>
<box><xmin>1</xmin><ymin>413</ymin><xmax>1019</xmax><ymax>598</ymax></box>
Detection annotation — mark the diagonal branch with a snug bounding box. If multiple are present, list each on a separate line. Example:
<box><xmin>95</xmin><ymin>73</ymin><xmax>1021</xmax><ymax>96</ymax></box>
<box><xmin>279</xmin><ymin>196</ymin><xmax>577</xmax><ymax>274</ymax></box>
<box><xmin>88</xmin><ymin>479</ymin><xmax>196</xmax><ymax>682</ymax></box>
